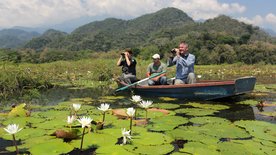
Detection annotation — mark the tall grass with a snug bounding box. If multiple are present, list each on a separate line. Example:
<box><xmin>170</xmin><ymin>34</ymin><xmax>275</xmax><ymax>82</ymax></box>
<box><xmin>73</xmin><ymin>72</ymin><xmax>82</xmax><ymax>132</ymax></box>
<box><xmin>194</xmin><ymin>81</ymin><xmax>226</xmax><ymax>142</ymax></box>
<box><xmin>1</xmin><ymin>54</ymin><xmax>275</xmax><ymax>102</ymax></box>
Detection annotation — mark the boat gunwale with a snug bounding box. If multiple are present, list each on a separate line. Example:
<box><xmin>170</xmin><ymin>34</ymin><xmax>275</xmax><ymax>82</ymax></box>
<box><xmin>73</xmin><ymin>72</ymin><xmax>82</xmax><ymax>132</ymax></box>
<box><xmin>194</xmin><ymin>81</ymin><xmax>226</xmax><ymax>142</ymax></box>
<box><xmin>119</xmin><ymin>80</ymin><xmax>236</xmax><ymax>89</ymax></box>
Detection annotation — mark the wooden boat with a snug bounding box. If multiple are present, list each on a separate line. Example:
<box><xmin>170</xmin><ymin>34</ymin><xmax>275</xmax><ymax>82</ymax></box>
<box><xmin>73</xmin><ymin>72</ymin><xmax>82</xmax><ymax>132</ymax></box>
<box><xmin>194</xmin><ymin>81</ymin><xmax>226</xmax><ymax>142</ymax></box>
<box><xmin>116</xmin><ymin>76</ymin><xmax>256</xmax><ymax>100</ymax></box>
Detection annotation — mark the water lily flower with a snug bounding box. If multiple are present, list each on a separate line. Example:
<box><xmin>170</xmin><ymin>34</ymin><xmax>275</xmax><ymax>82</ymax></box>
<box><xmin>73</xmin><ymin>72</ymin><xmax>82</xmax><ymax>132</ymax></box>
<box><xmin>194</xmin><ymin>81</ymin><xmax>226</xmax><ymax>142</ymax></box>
<box><xmin>77</xmin><ymin>116</ymin><xmax>93</xmax><ymax>151</ymax></box>
<box><xmin>77</xmin><ymin>116</ymin><xmax>93</xmax><ymax>128</ymax></box>
<box><xmin>126</xmin><ymin>107</ymin><xmax>135</xmax><ymax>117</ymax></box>
<box><xmin>97</xmin><ymin>103</ymin><xmax>110</xmax><ymax>112</ymax></box>
<box><xmin>4</xmin><ymin>124</ymin><xmax>22</xmax><ymax>135</ymax></box>
<box><xmin>67</xmin><ymin>116</ymin><xmax>75</xmax><ymax>130</ymax></box>
<box><xmin>121</xmin><ymin>128</ymin><xmax>132</xmax><ymax>145</ymax></box>
<box><xmin>139</xmin><ymin>100</ymin><xmax>153</xmax><ymax>120</ymax></box>
<box><xmin>139</xmin><ymin>100</ymin><xmax>153</xmax><ymax>109</ymax></box>
<box><xmin>126</xmin><ymin>108</ymin><xmax>135</xmax><ymax>134</ymax></box>
<box><xmin>98</xmin><ymin>103</ymin><xmax>110</xmax><ymax>124</ymax></box>
<box><xmin>72</xmin><ymin>103</ymin><xmax>81</xmax><ymax>112</ymax></box>
<box><xmin>4</xmin><ymin>124</ymin><xmax>22</xmax><ymax>154</ymax></box>
<box><xmin>131</xmin><ymin>95</ymin><xmax>142</xmax><ymax>103</ymax></box>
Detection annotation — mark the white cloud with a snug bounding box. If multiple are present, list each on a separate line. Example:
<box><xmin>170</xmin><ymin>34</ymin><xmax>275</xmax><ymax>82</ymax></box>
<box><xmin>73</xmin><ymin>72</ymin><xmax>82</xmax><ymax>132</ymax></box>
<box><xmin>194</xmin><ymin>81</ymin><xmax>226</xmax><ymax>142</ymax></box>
<box><xmin>265</xmin><ymin>13</ymin><xmax>276</xmax><ymax>24</ymax></box>
<box><xmin>237</xmin><ymin>13</ymin><xmax>276</xmax><ymax>31</ymax></box>
<box><xmin>0</xmin><ymin>0</ymin><xmax>246</xmax><ymax>28</ymax></box>
<box><xmin>171</xmin><ymin>0</ymin><xmax>246</xmax><ymax>20</ymax></box>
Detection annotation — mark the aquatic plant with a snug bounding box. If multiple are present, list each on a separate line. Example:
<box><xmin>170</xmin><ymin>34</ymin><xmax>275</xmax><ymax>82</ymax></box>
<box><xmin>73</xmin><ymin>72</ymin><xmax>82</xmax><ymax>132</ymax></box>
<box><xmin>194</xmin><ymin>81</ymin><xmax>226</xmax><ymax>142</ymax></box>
<box><xmin>126</xmin><ymin>107</ymin><xmax>135</xmax><ymax>134</ymax></box>
<box><xmin>72</xmin><ymin>103</ymin><xmax>81</xmax><ymax>117</ymax></box>
<box><xmin>131</xmin><ymin>95</ymin><xmax>142</xmax><ymax>103</ymax></box>
<box><xmin>131</xmin><ymin>95</ymin><xmax>142</xmax><ymax>119</ymax></box>
<box><xmin>67</xmin><ymin>115</ymin><xmax>75</xmax><ymax>130</ymax></box>
<box><xmin>77</xmin><ymin>116</ymin><xmax>93</xmax><ymax>151</ymax></box>
<box><xmin>4</xmin><ymin>124</ymin><xmax>23</xmax><ymax>154</ymax></box>
<box><xmin>139</xmin><ymin>100</ymin><xmax>153</xmax><ymax>119</ymax></box>
<box><xmin>97</xmin><ymin>103</ymin><xmax>110</xmax><ymax>123</ymax></box>
<box><xmin>121</xmin><ymin>128</ymin><xmax>131</xmax><ymax>145</ymax></box>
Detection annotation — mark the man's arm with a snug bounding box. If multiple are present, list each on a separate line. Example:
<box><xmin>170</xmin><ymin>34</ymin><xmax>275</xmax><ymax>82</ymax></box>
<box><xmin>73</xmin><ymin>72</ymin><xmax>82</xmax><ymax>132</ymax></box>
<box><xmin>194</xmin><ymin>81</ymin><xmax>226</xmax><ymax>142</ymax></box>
<box><xmin>179</xmin><ymin>54</ymin><xmax>195</xmax><ymax>67</ymax></box>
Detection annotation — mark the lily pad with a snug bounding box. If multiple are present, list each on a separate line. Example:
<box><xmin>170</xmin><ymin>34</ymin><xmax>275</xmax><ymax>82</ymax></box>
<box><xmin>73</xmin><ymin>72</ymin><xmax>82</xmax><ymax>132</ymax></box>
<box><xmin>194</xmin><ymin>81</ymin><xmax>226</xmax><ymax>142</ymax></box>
<box><xmin>2</xmin><ymin>116</ymin><xmax>45</xmax><ymax>127</ymax></box>
<box><xmin>158</xmin><ymin>97</ymin><xmax>178</xmax><ymax>101</ymax></box>
<box><xmin>234</xmin><ymin>120</ymin><xmax>276</xmax><ymax>142</ymax></box>
<box><xmin>166</xmin><ymin>127</ymin><xmax>218</xmax><ymax>144</ymax></box>
<box><xmin>175</xmin><ymin>108</ymin><xmax>218</xmax><ymax>116</ymax></box>
<box><xmin>229</xmin><ymin>139</ymin><xmax>276</xmax><ymax>155</ymax></box>
<box><xmin>154</xmin><ymin>103</ymin><xmax>180</xmax><ymax>110</ymax></box>
<box><xmin>8</xmin><ymin>103</ymin><xmax>29</xmax><ymax>117</ymax></box>
<box><xmin>32</xmin><ymin>110</ymin><xmax>70</xmax><ymax>119</ymax></box>
<box><xmin>217</xmin><ymin>141</ymin><xmax>256</xmax><ymax>155</ymax></box>
<box><xmin>133</xmin><ymin>132</ymin><xmax>173</xmax><ymax>145</ymax></box>
<box><xmin>148</xmin><ymin>116</ymin><xmax>189</xmax><ymax>131</ymax></box>
<box><xmin>2</xmin><ymin>128</ymin><xmax>46</xmax><ymax>141</ymax></box>
<box><xmin>96</xmin><ymin>145</ymin><xmax>134</xmax><ymax>154</ymax></box>
<box><xmin>189</xmin><ymin>116</ymin><xmax>231</xmax><ymax>125</ymax></box>
<box><xmin>70</xmin><ymin>132</ymin><xmax>117</xmax><ymax>150</ymax></box>
<box><xmin>123</xmin><ymin>143</ymin><xmax>174</xmax><ymax>155</ymax></box>
<box><xmin>237</xmin><ymin>100</ymin><xmax>258</xmax><ymax>106</ymax></box>
<box><xmin>186</xmin><ymin>102</ymin><xmax>229</xmax><ymax>110</ymax></box>
<box><xmin>179</xmin><ymin>141</ymin><xmax>219</xmax><ymax>155</ymax></box>
<box><xmin>33</xmin><ymin>119</ymin><xmax>66</xmax><ymax>129</ymax></box>
<box><xmin>259</xmin><ymin>111</ymin><xmax>276</xmax><ymax>117</ymax></box>
<box><xmin>29</xmin><ymin>139</ymin><xmax>74</xmax><ymax>155</ymax></box>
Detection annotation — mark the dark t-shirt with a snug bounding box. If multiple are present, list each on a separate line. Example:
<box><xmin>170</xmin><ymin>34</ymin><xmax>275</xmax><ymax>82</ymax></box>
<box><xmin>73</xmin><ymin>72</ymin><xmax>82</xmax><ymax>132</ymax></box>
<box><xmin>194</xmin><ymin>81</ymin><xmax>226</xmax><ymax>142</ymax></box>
<box><xmin>119</xmin><ymin>58</ymin><xmax>137</xmax><ymax>75</ymax></box>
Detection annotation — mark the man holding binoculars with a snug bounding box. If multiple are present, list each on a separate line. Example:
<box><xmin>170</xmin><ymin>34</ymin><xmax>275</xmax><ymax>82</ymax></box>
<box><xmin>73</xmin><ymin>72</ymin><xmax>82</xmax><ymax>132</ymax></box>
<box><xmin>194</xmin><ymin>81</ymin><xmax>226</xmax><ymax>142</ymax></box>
<box><xmin>117</xmin><ymin>48</ymin><xmax>137</xmax><ymax>84</ymax></box>
<box><xmin>168</xmin><ymin>41</ymin><xmax>196</xmax><ymax>84</ymax></box>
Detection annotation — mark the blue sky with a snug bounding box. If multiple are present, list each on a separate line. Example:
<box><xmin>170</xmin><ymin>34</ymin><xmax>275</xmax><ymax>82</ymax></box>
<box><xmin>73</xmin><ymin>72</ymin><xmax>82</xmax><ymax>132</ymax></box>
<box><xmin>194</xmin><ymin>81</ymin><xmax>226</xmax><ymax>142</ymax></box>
<box><xmin>0</xmin><ymin>0</ymin><xmax>275</xmax><ymax>32</ymax></box>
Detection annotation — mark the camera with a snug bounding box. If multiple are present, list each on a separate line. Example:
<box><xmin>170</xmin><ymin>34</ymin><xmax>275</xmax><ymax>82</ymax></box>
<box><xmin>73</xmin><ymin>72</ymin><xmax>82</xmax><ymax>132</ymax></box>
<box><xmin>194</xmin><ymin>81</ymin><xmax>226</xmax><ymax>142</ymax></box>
<box><xmin>121</xmin><ymin>53</ymin><xmax>125</xmax><ymax>56</ymax></box>
<box><xmin>170</xmin><ymin>49</ymin><xmax>176</xmax><ymax>54</ymax></box>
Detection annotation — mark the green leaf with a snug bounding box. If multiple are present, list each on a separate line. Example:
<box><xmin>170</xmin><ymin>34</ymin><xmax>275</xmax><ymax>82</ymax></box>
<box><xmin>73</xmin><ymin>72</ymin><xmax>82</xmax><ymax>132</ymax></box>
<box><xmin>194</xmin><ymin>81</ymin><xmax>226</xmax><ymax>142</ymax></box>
<box><xmin>133</xmin><ymin>132</ymin><xmax>173</xmax><ymax>145</ymax></box>
<box><xmin>186</xmin><ymin>102</ymin><xmax>229</xmax><ymax>110</ymax></box>
<box><xmin>234</xmin><ymin>120</ymin><xmax>276</xmax><ymax>142</ymax></box>
<box><xmin>189</xmin><ymin>116</ymin><xmax>231</xmax><ymax>125</ymax></box>
<box><xmin>29</xmin><ymin>139</ymin><xmax>74</xmax><ymax>155</ymax></box>
<box><xmin>179</xmin><ymin>141</ymin><xmax>219</xmax><ymax>155</ymax></box>
<box><xmin>96</xmin><ymin>145</ymin><xmax>134</xmax><ymax>155</ymax></box>
<box><xmin>148</xmin><ymin>116</ymin><xmax>189</xmax><ymax>131</ymax></box>
<box><xmin>70</xmin><ymin>132</ymin><xmax>117</xmax><ymax>150</ymax></box>
<box><xmin>123</xmin><ymin>144</ymin><xmax>174</xmax><ymax>155</ymax></box>
<box><xmin>154</xmin><ymin>103</ymin><xmax>180</xmax><ymax>110</ymax></box>
<box><xmin>175</xmin><ymin>108</ymin><xmax>218</xmax><ymax>116</ymax></box>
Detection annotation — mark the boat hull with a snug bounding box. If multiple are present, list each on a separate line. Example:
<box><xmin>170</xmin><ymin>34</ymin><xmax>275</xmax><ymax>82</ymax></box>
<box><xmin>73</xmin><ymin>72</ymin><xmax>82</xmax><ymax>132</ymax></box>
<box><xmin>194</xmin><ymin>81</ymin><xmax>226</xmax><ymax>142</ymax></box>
<box><xmin>117</xmin><ymin>76</ymin><xmax>256</xmax><ymax>100</ymax></box>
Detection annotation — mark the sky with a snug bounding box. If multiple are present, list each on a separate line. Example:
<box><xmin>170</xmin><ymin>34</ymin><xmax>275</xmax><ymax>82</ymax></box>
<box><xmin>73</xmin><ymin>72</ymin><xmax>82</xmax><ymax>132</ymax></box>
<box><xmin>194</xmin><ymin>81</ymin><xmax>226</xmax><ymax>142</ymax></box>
<box><xmin>0</xmin><ymin>0</ymin><xmax>276</xmax><ymax>32</ymax></box>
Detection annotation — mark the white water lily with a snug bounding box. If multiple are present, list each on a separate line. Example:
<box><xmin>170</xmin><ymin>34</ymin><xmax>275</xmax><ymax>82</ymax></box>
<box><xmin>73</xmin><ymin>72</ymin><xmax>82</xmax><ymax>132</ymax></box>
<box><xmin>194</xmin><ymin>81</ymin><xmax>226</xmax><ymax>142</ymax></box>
<box><xmin>67</xmin><ymin>116</ymin><xmax>75</xmax><ymax>125</ymax></box>
<box><xmin>77</xmin><ymin>116</ymin><xmax>93</xmax><ymax>128</ymax></box>
<box><xmin>4</xmin><ymin>124</ymin><xmax>22</xmax><ymax>135</ymax></box>
<box><xmin>126</xmin><ymin>107</ymin><xmax>135</xmax><ymax>117</ymax></box>
<box><xmin>139</xmin><ymin>100</ymin><xmax>153</xmax><ymax>109</ymax></box>
<box><xmin>97</xmin><ymin>103</ymin><xmax>110</xmax><ymax>112</ymax></box>
<box><xmin>131</xmin><ymin>95</ymin><xmax>142</xmax><ymax>103</ymax></box>
<box><xmin>72</xmin><ymin>103</ymin><xmax>81</xmax><ymax>112</ymax></box>
<box><xmin>121</xmin><ymin>128</ymin><xmax>132</xmax><ymax>145</ymax></box>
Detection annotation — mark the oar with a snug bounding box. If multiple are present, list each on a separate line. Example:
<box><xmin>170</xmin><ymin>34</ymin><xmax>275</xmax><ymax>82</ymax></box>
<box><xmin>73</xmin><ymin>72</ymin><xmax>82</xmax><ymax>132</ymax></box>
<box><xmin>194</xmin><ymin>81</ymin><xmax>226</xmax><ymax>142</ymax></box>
<box><xmin>115</xmin><ymin>70</ymin><xmax>166</xmax><ymax>92</ymax></box>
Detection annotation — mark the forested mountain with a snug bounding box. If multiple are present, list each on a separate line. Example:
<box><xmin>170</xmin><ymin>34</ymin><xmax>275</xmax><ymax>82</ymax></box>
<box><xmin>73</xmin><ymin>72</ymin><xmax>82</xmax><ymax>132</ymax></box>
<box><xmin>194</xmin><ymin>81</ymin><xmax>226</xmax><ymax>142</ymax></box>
<box><xmin>25</xmin><ymin>7</ymin><xmax>194</xmax><ymax>51</ymax></box>
<box><xmin>1</xmin><ymin>7</ymin><xmax>275</xmax><ymax>64</ymax></box>
<box><xmin>0</xmin><ymin>29</ymin><xmax>40</xmax><ymax>48</ymax></box>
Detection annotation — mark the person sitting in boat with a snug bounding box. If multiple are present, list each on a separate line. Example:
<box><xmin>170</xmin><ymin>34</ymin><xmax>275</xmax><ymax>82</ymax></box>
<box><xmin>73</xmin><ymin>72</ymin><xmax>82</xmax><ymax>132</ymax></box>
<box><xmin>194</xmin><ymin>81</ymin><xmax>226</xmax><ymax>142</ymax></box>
<box><xmin>146</xmin><ymin>54</ymin><xmax>167</xmax><ymax>85</ymax></box>
<box><xmin>167</xmin><ymin>41</ymin><xmax>196</xmax><ymax>84</ymax></box>
<box><xmin>117</xmin><ymin>48</ymin><xmax>137</xmax><ymax>84</ymax></box>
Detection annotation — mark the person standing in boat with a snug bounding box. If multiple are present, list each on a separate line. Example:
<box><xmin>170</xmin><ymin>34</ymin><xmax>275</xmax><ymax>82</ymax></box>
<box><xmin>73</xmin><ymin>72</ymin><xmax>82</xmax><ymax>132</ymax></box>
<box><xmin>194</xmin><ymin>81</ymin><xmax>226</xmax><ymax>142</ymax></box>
<box><xmin>146</xmin><ymin>54</ymin><xmax>167</xmax><ymax>85</ymax></box>
<box><xmin>117</xmin><ymin>48</ymin><xmax>137</xmax><ymax>84</ymax></box>
<box><xmin>167</xmin><ymin>41</ymin><xmax>196</xmax><ymax>84</ymax></box>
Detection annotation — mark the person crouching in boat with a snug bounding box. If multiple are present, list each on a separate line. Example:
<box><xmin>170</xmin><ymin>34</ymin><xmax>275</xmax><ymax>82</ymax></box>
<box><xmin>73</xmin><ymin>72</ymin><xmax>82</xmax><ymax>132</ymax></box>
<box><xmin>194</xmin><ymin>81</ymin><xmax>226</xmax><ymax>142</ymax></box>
<box><xmin>167</xmin><ymin>41</ymin><xmax>196</xmax><ymax>84</ymax></box>
<box><xmin>117</xmin><ymin>48</ymin><xmax>137</xmax><ymax>84</ymax></box>
<box><xmin>146</xmin><ymin>54</ymin><xmax>167</xmax><ymax>85</ymax></box>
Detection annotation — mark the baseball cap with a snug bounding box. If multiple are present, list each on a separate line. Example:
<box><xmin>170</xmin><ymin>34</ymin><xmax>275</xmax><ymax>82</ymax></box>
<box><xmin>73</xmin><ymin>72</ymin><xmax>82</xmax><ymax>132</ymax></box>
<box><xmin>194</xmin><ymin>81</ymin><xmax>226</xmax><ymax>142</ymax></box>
<box><xmin>152</xmin><ymin>54</ymin><xmax>160</xmax><ymax>59</ymax></box>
